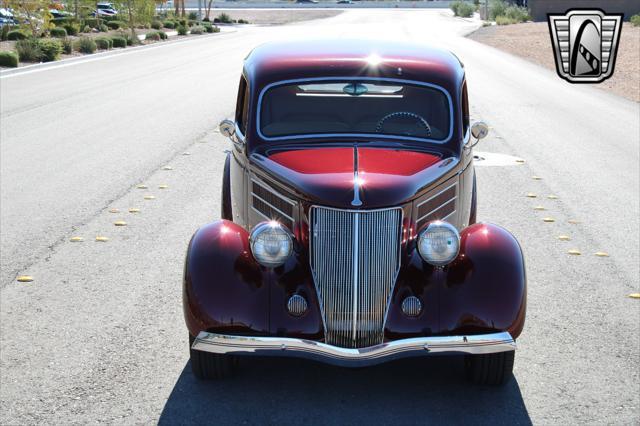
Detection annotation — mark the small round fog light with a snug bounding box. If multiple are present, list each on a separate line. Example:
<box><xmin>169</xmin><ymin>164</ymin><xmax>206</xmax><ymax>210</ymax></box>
<box><xmin>401</xmin><ymin>296</ymin><xmax>422</xmax><ymax>317</ymax></box>
<box><xmin>287</xmin><ymin>294</ymin><xmax>308</xmax><ymax>317</ymax></box>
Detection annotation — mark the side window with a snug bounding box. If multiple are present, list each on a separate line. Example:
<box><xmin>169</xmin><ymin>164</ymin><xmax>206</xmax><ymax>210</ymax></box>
<box><xmin>461</xmin><ymin>81</ymin><xmax>469</xmax><ymax>136</ymax></box>
<box><xmin>235</xmin><ymin>76</ymin><xmax>249</xmax><ymax>136</ymax></box>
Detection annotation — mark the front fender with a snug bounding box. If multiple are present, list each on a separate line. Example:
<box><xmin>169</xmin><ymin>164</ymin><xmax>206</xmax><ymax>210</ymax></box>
<box><xmin>441</xmin><ymin>222</ymin><xmax>527</xmax><ymax>338</ymax></box>
<box><xmin>183</xmin><ymin>220</ymin><xmax>270</xmax><ymax>337</ymax></box>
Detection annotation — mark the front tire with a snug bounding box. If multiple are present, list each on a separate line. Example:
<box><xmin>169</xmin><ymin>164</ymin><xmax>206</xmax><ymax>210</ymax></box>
<box><xmin>464</xmin><ymin>350</ymin><xmax>515</xmax><ymax>386</ymax></box>
<box><xmin>189</xmin><ymin>335</ymin><xmax>236</xmax><ymax>380</ymax></box>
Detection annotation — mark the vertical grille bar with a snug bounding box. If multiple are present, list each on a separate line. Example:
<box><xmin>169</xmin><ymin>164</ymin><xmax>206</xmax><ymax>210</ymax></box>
<box><xmin>310</xmin><ymin>206</ymin><xmax>402</xmax><ymax>348</ymax></box>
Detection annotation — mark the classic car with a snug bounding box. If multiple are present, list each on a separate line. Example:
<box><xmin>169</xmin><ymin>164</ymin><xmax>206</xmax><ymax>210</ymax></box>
<box><xmin>183</xmin><ymin>39</ymin><xmax>527</xmax><ymax>385</ymax></box>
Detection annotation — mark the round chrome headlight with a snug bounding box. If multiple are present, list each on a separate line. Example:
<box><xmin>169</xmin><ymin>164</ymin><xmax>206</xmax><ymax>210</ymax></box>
<box><xmin>417</xmin><ymin>221</ymin><xmax>460</xmax><ymax>266</ymax></box>
<box><xmin>249</xmin><ymin>221</ymin><xmax>293</xmax><ymax>268</ymax></box>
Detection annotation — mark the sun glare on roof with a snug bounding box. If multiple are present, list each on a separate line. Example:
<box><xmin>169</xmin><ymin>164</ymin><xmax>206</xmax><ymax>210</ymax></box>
<box><xmin>366</xmin><ymin>53</ymin><xmax>383</xmax><ymax>67</ymax></box>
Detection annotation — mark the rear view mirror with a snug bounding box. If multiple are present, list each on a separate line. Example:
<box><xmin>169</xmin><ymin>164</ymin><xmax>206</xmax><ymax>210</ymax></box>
<box><xmin>219</xmin><ymin>119</ymin><xmax>236</xmax><ymax>138</ymax></box>
<box><xmin>471</xmin><ymin>121</ymin><xmax>489</xmax><ymax>140</ymax></box>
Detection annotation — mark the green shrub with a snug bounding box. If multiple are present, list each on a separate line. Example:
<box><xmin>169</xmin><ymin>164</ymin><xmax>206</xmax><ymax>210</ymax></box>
<box><xmin>178</xmin><ymin>18</ymin><xmax>187</xmax><ymax>26</ymax></box>
<box><xmin>63</xmin><ymin>23</ymin><xmax>79</xmax><ymax>36</ymax></box>
<box><xmin>36</xmin><ymin>39</ymin><xmax>63</xmax><ymax>62</ymax></box>
<box><xmin>95</xmin><ymin>36</ymin><xmax>112</xmax><ymax>49</ymax></box>
<box><xmin>99</xmin><ymin>24</ymin><xmax>108</xmax><ymax>32</ymax></box>
<box><xmin>451</xmin><ymin>1</ymin><xmax>475</xmax><ymax>18</ymax></box>
<box><xmin>51</xmin><ymin>17</ymin><xmax>77</xmax><ymax>27</ymax></box>
<box><xmin>62</xmin><ymin>38</ymin><xmax>73</xmax><ymax>54</ymax></box>
<box><xmin>84</xmin><ymin>18</ymin><xmax>100</xmax><ymax>28</ymax></box>
<box><xmin>82</xmin><ymin>25</ymin><xmax>91</xmax><ymax>33</ymax></box>
<box><xmin>216</xmin><ymin>13</ymin><xmax>232</xmax><ymax>23</ymax></box>
<box><xmin>237</xmin><ymin>19</ymin><xmax>249</xmax><ymax>24</ymax></box>
<box><xmin>630</xmin><ymin>14</ymin><xmax>640</xmax><ymax>27</ymax></box>
<box><xmin>122</xmin><ymin>32</ymin><xmax>136</xmax><ymax>45</ymax></box>
<box><xmin>7</xmin><ymin>30</ymin><xmax>27</xmax><ymax>40</ymax></box>
<box><xmin>190</xmin><ymin>25</ymin><xmax>203</xmax><ymax>34</ymax></box>
<box><xmin>177</xmin><ymin>25</ymin><xmax>187</xmax><ymax>35</ymax></box>
<box><xmin>151</xmin><ymin>20</ymin><xmax>162</xmax><ymax>29</ymax></box>
<box><xmin>489</xmin><ymin>0</ymin><xmax>506</xmax><ymax>20</ymax></box>
<box><xmin>76</xmin><ymin>36</ymin><xmax>97</xmax><ymax>53</ymax></box>
<box><xmin>0</xmin><ymin>51</ymin><xmax>19</xmax><ymax>67</ymax></box>
<box><xmin>158</xmin><ymin>31</ymin><xmax>167</xmax><ymax>40</ymax></box>
<box><xmin>188</xmin><ymin>11</ymin><xmax>198</xmax><ymax>20</ymax></box>
<box><xmin>504</xmin><ymin>5</ymin><xmax>530</xmax><ymax>22</ymax></box>
<box><xmin>107</xmin><ymin>20</ymin><xmax>125</xmax><ymax>30</ymax></box>
<box><xmin>145</xmin><ymin>31</ymin><xmax>161</xmax><ymax>41</ymax></box>
<box><xmin>496</xmin><ymin>15</ymin><xmax>518</xmax><ymax>25</ymax></box>
<box><xmin>15</xmin><ymin>39</ymin><xmax>42</xmax><ymax>62</ymax></box>
<box><xmin>163</xmin><ymin>20</ymin><xmax>175</xmax><ymax>29</ymax></box>
<box><xmin>204</xmin><ymin>23</ymin><xmax>213</xmax><ymax>33</ymax></box>
<box><xmin>188</xmin><ymin>19</ymin><xmax>196</xmax><ymax>26</ymax></box>
<box><xmin>50</xmin><ymin>27</ymin><xmax>67</xmax><ymax>38</ymax></box>
<box><xmin>110</xmin><ymin>36</ymin><xmax>127</xmax><ymax>48</ymax></box>
<box><xmin>202</xmin><ymin>17</ymin><xmax>210</xmax><ymax>22</ymax></box>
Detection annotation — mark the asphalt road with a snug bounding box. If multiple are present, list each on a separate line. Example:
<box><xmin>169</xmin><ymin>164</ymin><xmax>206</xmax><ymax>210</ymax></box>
<box><xmin>1</xmin><ymin>10</ymin><xmax>639</xmax><ymax>425</ymax></box>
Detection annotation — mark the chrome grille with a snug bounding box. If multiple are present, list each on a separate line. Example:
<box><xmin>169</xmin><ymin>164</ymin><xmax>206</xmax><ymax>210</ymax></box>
<box><xmin>310</xmin><ymin>206</ymin><xmax>402</xmax><ymax>348</ymax></box>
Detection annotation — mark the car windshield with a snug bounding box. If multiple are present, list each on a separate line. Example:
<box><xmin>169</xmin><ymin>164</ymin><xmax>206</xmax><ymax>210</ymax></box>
<box><xmin>259</xmin><ymin>80</ymin><xmax>450</xmax><ymax>141</ymax></box>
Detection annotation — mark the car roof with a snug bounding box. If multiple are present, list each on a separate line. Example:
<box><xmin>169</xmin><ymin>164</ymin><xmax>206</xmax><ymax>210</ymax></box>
<box><xmin>243</xmin><ymin>39</ymin><xmax>465</xmax><ymax>95</ymax></box>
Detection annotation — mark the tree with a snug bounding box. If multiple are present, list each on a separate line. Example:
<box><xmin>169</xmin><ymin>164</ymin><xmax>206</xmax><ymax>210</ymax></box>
<box><xmin>5</xmin><ymin>0</ymin><xmax>53</xmax><ymax>37</ymax></box>
<box><xmin>204</xmin><ymin>0</ymin><xmax>213</xmax><ymax>20</ymax></box>
<box><xmin>113</xmin><ymin>0</ymin><xmax>156</xmax><ymax>43</ymax></box>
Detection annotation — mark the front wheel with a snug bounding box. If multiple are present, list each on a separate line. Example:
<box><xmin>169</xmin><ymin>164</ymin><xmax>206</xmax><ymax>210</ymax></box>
<box><xmin>189</xmin><ymin>335</ymin><xmax>236</xmax><ymax>380</ymax></box>
<box><xmin>464</xmin><ymin>350</ymin><xmax>515</xmax><ymax>385</ymax></box>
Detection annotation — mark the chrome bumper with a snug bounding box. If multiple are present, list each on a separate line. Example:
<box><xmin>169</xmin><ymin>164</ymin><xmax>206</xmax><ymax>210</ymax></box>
<box><xmin>192</xmin><ymin>331</ymin><xmax>516</xmax><ymax>367</ymax></box>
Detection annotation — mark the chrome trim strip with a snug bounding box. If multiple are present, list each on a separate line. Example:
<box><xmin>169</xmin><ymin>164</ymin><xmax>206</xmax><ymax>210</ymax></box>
<box><xmin>416</xmin><ymin>182</ymin><xmax>458</xmax><ymax>208</ymax></box>
<box><xmin>251</xmin><ymin>205</ymin><xmax>273</xmax><ymax>223</ymax></box>
<box><xmin>417</xmin><ymin>197</ymin><xmax>457</xmax><ymax>224</ymax></box>
<box><xmin>250</xmin><ymin>177</ymin><xmax>296</xmax><ymax>206</ymax></box>
<box><xmin>251</xmin><ymin>193</ymin><xmax>295</xmax><ymax>222</ymax></box>
<box><xmin>351</xmin><ymin>146</ymin><xmax>362</xmax><ymax>207</ymax></box>
<box><xmin>256</xmin><ymin>77</ymin><xmax>455</xmax><ymax>144</ymax></box>
<box><xmin>351</xmin><ymin>212</ymin><xmax>359</xmax><ymax>342</ymax></box>
<box><xmin>193</xmin><ymin>331</ymin><xmax>516</xmax><ymax>367</ymax></box>
<box><xmin>441</xmin><ymin>209</ymin><xmax>457</xmax><ymax>222</ymax></box>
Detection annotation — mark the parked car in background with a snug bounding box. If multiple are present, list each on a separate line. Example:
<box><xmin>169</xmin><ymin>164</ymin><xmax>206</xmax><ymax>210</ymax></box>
<box><xmin>93</xmin><ymin>3</ymin><xmax>118</xmax><ymax>16</ymax></box>
<box><xmin>183</xmin><ymin>39</ymin><xmax>527</xmax><ymax>386</ymax></box>
<box><xmin>0</xmin><ymin>8</ymin><xmax>17</xmax><ymax>26</ymax></box>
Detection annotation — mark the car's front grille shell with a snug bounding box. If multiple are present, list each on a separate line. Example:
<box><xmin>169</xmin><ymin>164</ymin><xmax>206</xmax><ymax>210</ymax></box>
<box><xmin>309</xmin><ymin>206</ymin><xmax>402</xmax><ymax>348</ymax></box>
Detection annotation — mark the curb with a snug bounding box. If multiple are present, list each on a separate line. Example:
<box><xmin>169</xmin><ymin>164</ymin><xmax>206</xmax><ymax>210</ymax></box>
<box><xmin>0</xmin><ymin>26</ymin><xmax>236</xmax><ymax>78</ymax></box>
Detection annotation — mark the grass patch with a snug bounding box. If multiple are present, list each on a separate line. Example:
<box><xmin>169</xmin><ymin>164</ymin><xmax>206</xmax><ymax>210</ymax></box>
<box><xmin>15</xmin><ymin>39</ymin><xmax>41</xmax><ymax>62</ymax></box>
<box><xmin>631</xmin><ymin>14</ymin><xmax>640</xmax><ymax>27</ymax></box>
<box><xmin>76</xmin><ymin>37</ymin><xmax>97</xmax><ymax>54</ymax></box>
<box><xmin>215</xmin><ymin>13</ymin><xmax>232</xmax><ymax>24</ymax></box>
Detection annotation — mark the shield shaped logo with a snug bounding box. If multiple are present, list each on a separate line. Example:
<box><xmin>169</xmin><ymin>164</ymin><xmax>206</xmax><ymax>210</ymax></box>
<box><xmin>548</xmin><ymin>9</ymin><xmax>623</xmax><ymax>83</ymax></box>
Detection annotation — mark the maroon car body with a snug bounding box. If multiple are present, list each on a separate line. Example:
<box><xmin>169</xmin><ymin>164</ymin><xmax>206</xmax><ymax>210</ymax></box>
<box><xmin>183</xmin><ymin>40</ymin><xmax>526</xmax><ymax>384</ymax></box>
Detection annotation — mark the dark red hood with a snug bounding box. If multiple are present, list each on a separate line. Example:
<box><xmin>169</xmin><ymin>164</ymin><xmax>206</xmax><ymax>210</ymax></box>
<box><xmin>253</xmin><ymin>147</ymin><xmax>450</xmax><ymax>208</ymax></box>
